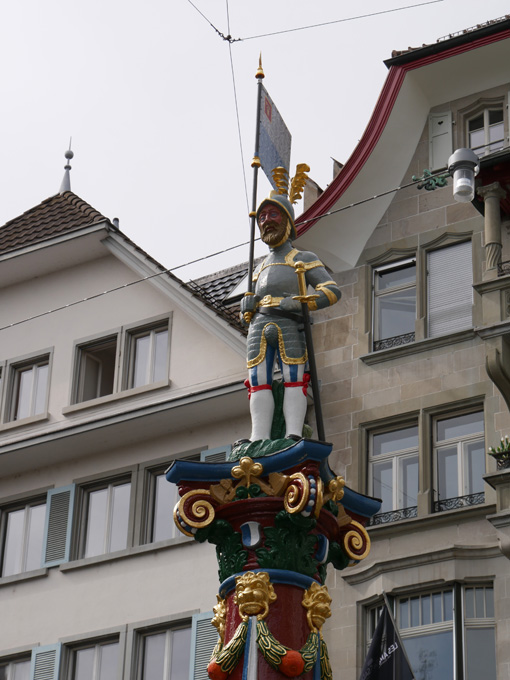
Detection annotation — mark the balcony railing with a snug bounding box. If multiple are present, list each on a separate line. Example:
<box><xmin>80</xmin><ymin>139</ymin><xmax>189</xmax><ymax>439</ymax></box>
<box><xmin>368</xmin><ymin>506</ymin><xmax>418</xmax><ymax>526</ymax></box>
<box><xmin>434</xmin><ymin>492</ymin><xmax>485</xmax><ymax>513</ymax></box>
<box><xmin>373</xmin><ymin>332</ymin><xmax>415</xmax><ymax>352</ymax></box>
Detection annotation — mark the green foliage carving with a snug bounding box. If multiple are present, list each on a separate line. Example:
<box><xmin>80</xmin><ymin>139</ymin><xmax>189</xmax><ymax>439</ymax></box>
<box><xmin>235</xmin><ymin>484</ymin><xmax>266</xmax><ymax>500</ymax></box>
<box><xmin>327</xmin><ymin>541</ymin><xmax>350</xmax><ymax>571</ymax></box>
<box><xmin>256</xmin><ymin>510</ymin><xmax>318</xmax><ymax>578</ymax></box>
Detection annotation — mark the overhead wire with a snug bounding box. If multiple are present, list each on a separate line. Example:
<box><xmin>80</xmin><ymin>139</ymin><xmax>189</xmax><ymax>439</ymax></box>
<box><xmin>226</xmin><ymin>1</ymin><xmax>250</xmax><ymax>216</ymax></box>
<box><xmin>0</xmin><ymin>1</ymin><xmax>452</xmax><ymax>332</ymax></box>
<box><xmin>0</xmin><ymin>170</ymin><xmax>449</xmax><ymax>333</ymax></box>
<box><xmin>186</xmin><ymin>0</ymin><xmax>445</xmax><ymax>42</ymax></box>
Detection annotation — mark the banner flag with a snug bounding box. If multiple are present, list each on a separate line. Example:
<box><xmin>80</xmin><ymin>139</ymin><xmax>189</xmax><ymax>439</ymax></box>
<box><xmin>258</xmin><ymin>84</ymin><xmax>291</xmax><ymax>189</ymax></box>
<box><xmin>359</xmin><ymin>602</ymin><xmax>415</xmax><ymax>680</ymax></box>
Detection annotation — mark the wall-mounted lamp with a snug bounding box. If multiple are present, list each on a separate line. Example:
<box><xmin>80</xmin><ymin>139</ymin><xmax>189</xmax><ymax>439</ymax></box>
<box><xmin>448</xmin><ymin>148</ymin><xmax>480</xmax><ymax>203</ymax></box>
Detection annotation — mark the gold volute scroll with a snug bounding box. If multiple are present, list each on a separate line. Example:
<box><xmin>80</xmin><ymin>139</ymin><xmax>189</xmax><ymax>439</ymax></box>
<box><xmin>342</xmin><ymin>520</ymin><xmax>371</xmax><ymax>561</ymax></box>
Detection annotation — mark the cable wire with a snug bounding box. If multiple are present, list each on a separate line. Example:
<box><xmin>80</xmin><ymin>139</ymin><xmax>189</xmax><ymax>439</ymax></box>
<box><xmin>0</xmin><ymin>170</ymin><xmax>449</xmax><ymax>333</ymax></box>
<box><xmin>186</xmin><ymin>0</ymin><xmax>445</xmax><ymax>43</ymax></box>
<box><xmin>228</xmin><ymin>39</ymin><xmax>250</xmax><ymax>216</ymax></box>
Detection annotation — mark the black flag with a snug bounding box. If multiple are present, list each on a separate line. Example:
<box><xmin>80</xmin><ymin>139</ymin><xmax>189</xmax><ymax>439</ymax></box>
<box><xmin>359</xmin><ymin>601</ymin><xmax>415</xmax><ymax>680</ymax></box>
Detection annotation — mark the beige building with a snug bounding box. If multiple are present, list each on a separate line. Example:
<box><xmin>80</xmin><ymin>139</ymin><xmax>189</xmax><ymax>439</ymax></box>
<box><xmin>2</xmin><ymin>14</ymin><xmax>510</xmax><ymax>680</ymax></box>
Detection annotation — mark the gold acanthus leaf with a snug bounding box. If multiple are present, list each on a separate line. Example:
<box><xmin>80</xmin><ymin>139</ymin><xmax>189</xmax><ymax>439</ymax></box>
<box><xmin>271</xmin><ymin>166</ymin><xmax>289</xmax><ymax>195</ymax></box>
<box><xmin>289</xmin><ymin>163</ymin><xmax>310</xmax><ymax>204</ymax></box>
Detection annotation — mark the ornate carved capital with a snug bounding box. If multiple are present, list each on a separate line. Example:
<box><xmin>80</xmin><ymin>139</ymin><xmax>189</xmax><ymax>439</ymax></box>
<box><xmin>476</xmin><ymin>181</ymin><xmax>507</xmax><ymax>202</ymax></box>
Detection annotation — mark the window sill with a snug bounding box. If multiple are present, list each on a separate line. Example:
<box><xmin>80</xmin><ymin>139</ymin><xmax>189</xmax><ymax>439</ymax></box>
<box><xmin>0</xmin><ymin>567</ymin><xmax>48</xmax><ymax>588</ymax></box>
<box><xmin>60</xmin><ymin>535</ymin><xmax>195</xmax><ymax>572</ymax></box>
<box><xmin>367</xmin><ymin>500</ymin><xmax>495</xmax><ymax>538</ymax></box>
<box><xmin>0</xmin><ymin>412</ymin><xmax>49</xmax><ymax>432</ymax></box>
<box><xmin>361</xmin><ymin>329</ymin><xmax>476</xmax><ymax>365</ymax></box>
<box><xmin>62</xmin><ymin>379</ymin><xmax>171</xmax><ymax>415</ymax></box>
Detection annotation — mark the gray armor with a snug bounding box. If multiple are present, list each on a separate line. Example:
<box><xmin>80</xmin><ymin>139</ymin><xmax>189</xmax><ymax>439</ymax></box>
<box><xmin>240</xmin><ymin>192</ymin><xmax>340</xmax><ymax>442</ymax></box>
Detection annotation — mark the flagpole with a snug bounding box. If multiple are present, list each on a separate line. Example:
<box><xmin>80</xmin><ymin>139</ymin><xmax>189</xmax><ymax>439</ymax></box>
<box><xmin>247</xmin><ymin>55</ymin><xmax>265</xmax><ymax>294</ymax></box>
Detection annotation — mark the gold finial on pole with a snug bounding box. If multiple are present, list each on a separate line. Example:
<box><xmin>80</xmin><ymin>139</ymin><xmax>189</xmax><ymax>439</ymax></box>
<box><xmin>256</xmin><ymin>53</ymin><xmax>265</xmax><ymax>79</ymax></box>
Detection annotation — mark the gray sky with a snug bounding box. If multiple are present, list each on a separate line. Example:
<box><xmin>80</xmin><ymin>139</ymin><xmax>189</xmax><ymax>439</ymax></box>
<box><xmin>1</xmin><ymin>0</ymin><xmax>509</xmax><ymax>281</ymax></box>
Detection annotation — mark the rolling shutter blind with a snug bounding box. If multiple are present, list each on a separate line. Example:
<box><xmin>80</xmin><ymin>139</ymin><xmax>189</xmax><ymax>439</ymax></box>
<box><xmin>189</xmin><ymin>612</ymin><xmax>218</xmax><ymax>680</ymax></box>
<box><xmin>200</xmin><ymin>446</ymin><xmax>230</xmax><ymax>463</ymax></box>
<box><xmin>429</xmin><ymin>111</ymin><xmax>452</xmax><ymax>170</ymax></box>
<box><xmin>30</xmin><ymin>644</ymin><xmax>61</xmax><ymax>680</ymax></box>
<box><xmin>428</xmin><ymin>242</ymin><xmax>473</xmax><ymax>337</ymax></box>
<box><xmin>42</xmin><ymin>485</ymin><xmax>75</xmax><ymax>567</ymax></box>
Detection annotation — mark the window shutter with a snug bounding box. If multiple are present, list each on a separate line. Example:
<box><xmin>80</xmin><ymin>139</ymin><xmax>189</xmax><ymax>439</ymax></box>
<box><xmin>30</xmin><ymin>644</ymin><xmax>61</xmax><ymax>680</ymax></box>
<box><xmin>42</xmin><ymin>485</ymin><xmax>76</xmax><ymax>567</ymax></box>
<box><xmin>428</xmin><ymin>242</ymin><xmax>473</xmax><ymax>337</ymax></box>
<box><xmin>189</xmin><ymin>612</ymin><xmax>218</xmax><ymax>680</ymax></box>
<box><xmin>200</xmin><ymin>446</ymin><xmax>230</xmax><ymax>463</ymax></box>
<box><xmin>429</xmin><ymin>111</ymin><xmax>452</xmax><ymax>170</ymax></box>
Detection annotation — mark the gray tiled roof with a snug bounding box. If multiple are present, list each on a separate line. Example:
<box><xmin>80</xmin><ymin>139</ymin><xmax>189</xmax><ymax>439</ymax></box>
<box><xmin>0</xmin><ymin>191</ymin><xmax>107</xmax><ymax>255</ymax></box>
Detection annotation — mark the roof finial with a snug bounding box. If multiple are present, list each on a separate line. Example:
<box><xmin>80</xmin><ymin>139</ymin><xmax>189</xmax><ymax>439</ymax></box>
<box><xmin>256</xmin><ymin>53</ymin><xmax>264</xmax><ymax>79</ymax></box>
<box><xmin>59</xmin><ymin>139</ymin><xmax>74</xmax><ymax>194</ymax></box>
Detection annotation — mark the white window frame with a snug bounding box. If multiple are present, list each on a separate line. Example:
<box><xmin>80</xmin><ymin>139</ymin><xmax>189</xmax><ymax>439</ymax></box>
<box><xmin>3</xmin><ymin>351</ymin><xmax>52</xmax><ymax>424</ymax></box>
<box><xmin>467</xmin><ymin>106</ymin><xmax>505</xmax><ymax>157</ymax></box>
<box><xmin>372</xmin><ymin>258</ymin><xmax>417</xmax><ymax>350</ymax></box>
<box><xmin>124</xmin><ymin>615</ymin><xmax>194</xmax><ymax>680</ymax></box>
<box><xmin>78</xmin><ymin>473</ymin><xmax>135</xmax><ymax>560</ymax></box>
<box><xmin>0</xmin><ymin>496</ymin><xmax>47</xmax><ymax>577</ymax></box>
<box><xmin>66</xmin><ymin>638</ymin><xmax>121</xmax><ymax>680</ymax></box>
<box><xmin>124</xmin><ymin>322</ymin><xmax>170</xmax><ymax>391</ymax></box>
<box><xmin>69</xmin><ymin>315</ymin><xmax>171</xmax><ymax>407</ymax></box>
<box><xmin>0</xmin><ymin>654</ymin><xmax>32</xmax><ymax>679</ymax></box>
<box><xmin>72</xmin><ymin>334</ymin><xmax>120</xmax><ymax>405</ymax></box>
<box><xmin>433</xmin><ymin>409</ymin><xmax>485</xmax><ymax>512</ymax></box>
<box><xmin>368</xmin><ymin>424</ymin><xmax>419</xmax><ymax>524</ymax></box>
<box><xmin>138</xmin><ymin>453</ymin><xmax>201</xmax><ymax>546</ymax></box>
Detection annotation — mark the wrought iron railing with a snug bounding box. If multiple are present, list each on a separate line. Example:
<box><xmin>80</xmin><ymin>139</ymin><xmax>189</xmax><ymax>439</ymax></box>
<box><xmin>434</xmin><ymin>492</ymin><xmax>484</xmax><ymax>513</ymax></box>
<box><xmin>368</xmin><ymin>506</ymin><xmax>418</xmax><ymax>526</ymax></box>
<box><xmin>373</xmin><ymin>332</ymin><xmax>415</xmax><ymax>352</ymax></box>
<box><xmin>497</xmin><ymin>261</ymin><xmax>510</xmax><ymax>277</ymax></box>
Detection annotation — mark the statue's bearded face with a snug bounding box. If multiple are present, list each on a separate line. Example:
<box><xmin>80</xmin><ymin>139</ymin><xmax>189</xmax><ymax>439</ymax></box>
<box><xmin>258</xmin><ymin>205</ymin><xmax>290</xmax><ymax>246</ymax></box>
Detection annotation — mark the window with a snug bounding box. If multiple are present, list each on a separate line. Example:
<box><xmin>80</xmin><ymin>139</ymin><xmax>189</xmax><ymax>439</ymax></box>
<box><xmin>371</xmin><ymin>241</ymin><xmax>474</xmax><ymax>354</ymax></box>
<box><xmin>71</xmin><ymin>317</ymin><xmax>170</xmax><ymax>405</ymax></box>
<box><xmin>137</xmin><ymin>626</ymin><xmax>191</xmax><ymax>680</ymax></box>
<box><xmin>126</xmin><ymin>324</ymin><xmax>169</xmax><ymax>390</ymax></box>
<box><xmin>143</xmin><ymin>452</ymin><xmax>201</xmax><ymax>545</ymax></box>
<box><xmin>468</xmin><ymin>108</ymin><xmax>504</xmax><ymax>157</ymax></box>
<box><xmin>434</xmin><ymin>410</ymin><xmax>485</xmax><ymax>512</ymax></box>
<box><xmin>427</xmin><ymin>242</ymin><xmax>473</xmax><ymax>338</ymax></box>
<box><xmin>369</xmin><ymin>425</ymin><xmax>419</xmax><ymax>525</ymax></box>
<box><xmin>82</xmin><ymin>480</ymin><xmax>131</xmax><ymax>558</ymax></box>
<box><xmin>147</xmin><ymin>471</ymin><xmax>179</xmax><ymax>544</ymax></box>
<box><xmin>74</xmin><ymin>337</ymin><xmax>117</xmax><ymax>404</ymax></box>
<box><xmin>69</xmin><ymin>640</ymin><xmax>120</xmax><ymax>680</ymax></box>
<box><xmin>373</xmin><ymin>259</ymin><xmax>416</xmax><ymax>351</ymax></box>
<box><xmin>0</xmin><ymin>657</ymin><xmax>31</xmax><ymax>680</ymax></box>
<box><xmin>398</xmin><ymin>585</ymin><xmax>496</xmax><ymax>680</ymax></box>
<box><xmin>7</xmin><ymin>357</ymin><xmax>49</xmax><ymax>421</ymax></box>
<box><xmin>1</xmin><ymin>499</ymin><xmax>46</xmax><ymax>577</ymax></box>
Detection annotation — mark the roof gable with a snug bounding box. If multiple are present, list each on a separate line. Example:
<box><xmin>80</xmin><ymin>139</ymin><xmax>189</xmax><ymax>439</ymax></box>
<box><xmin>294</xmin><ymin>19</ymin><xmax>510</xmax><ymax>272</ymax></box>
<box><xmin>0</xmin><ymin>191</ymin><xmax>107</xmax><ymax>256</ymax></box>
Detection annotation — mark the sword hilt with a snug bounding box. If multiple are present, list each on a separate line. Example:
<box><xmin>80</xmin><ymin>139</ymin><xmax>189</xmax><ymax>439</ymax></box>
<box><xmin>293</xmin><ymin>261</ymin><xmax>319</xmax><ymax>305</ymax></box>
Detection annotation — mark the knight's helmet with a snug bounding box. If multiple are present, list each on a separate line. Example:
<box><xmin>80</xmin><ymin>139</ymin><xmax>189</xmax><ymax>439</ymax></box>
<box><xmin>256</xmin><ymin>164</ymin><xmax>310</xmax><ymax>240</ymax></box>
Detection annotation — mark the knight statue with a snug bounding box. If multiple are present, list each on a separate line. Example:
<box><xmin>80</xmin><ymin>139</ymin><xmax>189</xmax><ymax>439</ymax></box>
<box><xmin>239</xmin><ymin>165</ymin><xmax>341</xmax><ymax>444</ymax></box>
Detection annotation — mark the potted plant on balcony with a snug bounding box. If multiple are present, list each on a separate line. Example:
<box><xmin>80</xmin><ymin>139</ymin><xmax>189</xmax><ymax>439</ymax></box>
<box><xmin>489</xmin><ymin>437</ymin><xmax>510</xmax><ymax>470</ymax></box>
